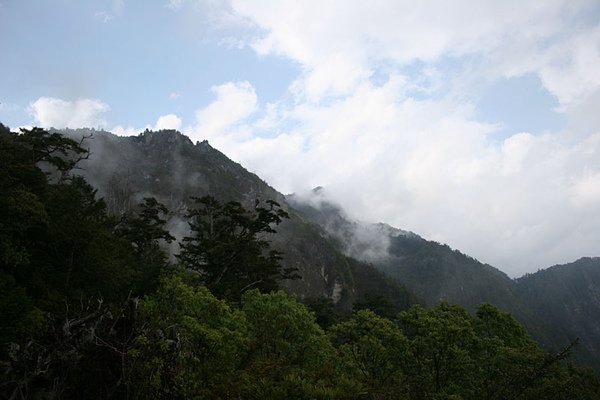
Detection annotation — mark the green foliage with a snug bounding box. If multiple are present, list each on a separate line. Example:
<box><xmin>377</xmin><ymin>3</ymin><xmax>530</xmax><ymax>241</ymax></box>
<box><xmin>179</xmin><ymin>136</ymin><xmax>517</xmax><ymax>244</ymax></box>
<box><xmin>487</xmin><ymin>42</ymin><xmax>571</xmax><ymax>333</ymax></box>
<box><xmin>349</xmin><ymin>256</ymin><xmax>421</xmax><ymax>318</ymax></box>
<box><xmin>353</xmin><ymin>294</ymin><xmax>399</xmax><ymax>320</ymax></box>
<box><xmin>13</xmin><ymin>127</ymin><xmax>88</xmax><ymax>174</ymax></box>
<box><xmin>179</xmin><ymin>195</ymin><xmax>298</xmax><ymax>300</ymax></box>
<box><xmin>399</xmin><ymin>303</ymin><xmax>479</xmax><ymax>399</ymax></box>
<box><xmin>239</xmin><ymin>290</ymin><xmax>340</xmax><ymax>399</ymax></box>
<box><xmin>516</xmin><ymin>257</ymin><xmax>600</xmax><ymax>371</ymax></box>
<box><xmin>39</xmin><ymin>176</ymin><xmax>136</xmax><ymax>307</ymax></box>
<box><xmin>0</xmin><ymin>128</ymin><xmax>175</xmax><ymax>398</ymax></box>
<box><xmin>476</xmin><ymin>302</ymin><xmax>535</xmax><ymax>348</ymax></box>
<box><xmin>128</xmin><ymin>275</ymin><xmax>248</xmax><ymax>399</ymax></box>
<box><xmin>242</xmin><ymin>290</ymin><xmax>329</xmax><ymax>365</ymax></box>
<box><xmin>330</xmin><ymin>309</ymin><xmax>409</xmax><ymax>398</ymax></box>
<box><xmin>117</xmin><ymin>197</ymin><xmax>174</xmax><ymax>251</ymax></box>
<box><xmin>0</xmin><ymin>128</ymin><xmax>99</xmax><ymax>344</ymax></box>
<box><xmin>0</xmin><ymin>273</ymin><xmax>44</xmax><ymax>343</ymax></box>
<box><xmin>303</xmin><ymin>297</ymin><xmax>342</xmax><ymax>329</ymax></box>
<box><xmin>0</xmin><ymin>129</ymin><xmax>50</xmax><ymax>270</ymax></box>
<box><xmin>1</xmin><ymin>127</ymin><xmax>599</xmax><ymax>399</ymax></box>
<box><xmin>116</xmin><ymin>197</ymin><xmax>175</xmax><ymax>293</ymax></box>
<box><xmin>128</xmin><ymin>280</ymin><xmax>346</xmax><ymax>399</ymax></box>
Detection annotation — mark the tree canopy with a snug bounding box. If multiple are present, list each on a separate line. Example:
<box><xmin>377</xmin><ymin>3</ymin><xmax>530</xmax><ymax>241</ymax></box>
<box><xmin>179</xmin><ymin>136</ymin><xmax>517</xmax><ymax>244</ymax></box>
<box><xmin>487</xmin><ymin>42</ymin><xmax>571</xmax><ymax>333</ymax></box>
<box><xmin>1</xmin><ymin>127</ymin><xmax>598</xmax><ymax>399</ymax></box>
<box><xmin>178</xmin><ymin>195</ymin><xmax>298</xmax><ymax>300</ymax></box>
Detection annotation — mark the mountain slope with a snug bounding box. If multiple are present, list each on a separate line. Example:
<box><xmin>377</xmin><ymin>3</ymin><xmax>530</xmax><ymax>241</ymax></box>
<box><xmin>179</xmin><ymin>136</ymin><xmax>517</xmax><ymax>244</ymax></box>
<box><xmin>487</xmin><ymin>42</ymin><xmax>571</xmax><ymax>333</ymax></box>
<box><xmin>288</xmin><ymin>190</ymin><xmax>600</xmax><ymax>369</ymax></box>
<box><xmin>65</xmin><ymin>128</ymin><xmax>598</xmax><ymax>371</ymax></box>
<box><xmin>288</xmin><ymin>189</ymin><xmax>524</xmax><ymax>310</ymax></box>
<box><xmin>64</xmin><ymin>128</ymin><xmax>418</xmax><ymax>313</ymax></box>
<box><xmin>517</xmin><ymin>257</ymin><xmax>600</xmax><ymax>371</ymax></box>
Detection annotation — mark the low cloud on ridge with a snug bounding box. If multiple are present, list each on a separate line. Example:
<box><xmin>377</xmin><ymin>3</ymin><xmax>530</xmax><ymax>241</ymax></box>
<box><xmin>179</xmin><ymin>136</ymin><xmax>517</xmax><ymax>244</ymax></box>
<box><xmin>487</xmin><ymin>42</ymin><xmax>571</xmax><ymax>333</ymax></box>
<box><xmin>180</xmin><ymin>1</ymin><xmax>600</xmax><ymax>276</ymax></box>
<box><xmin>13</xmin><ymin>1</ymin><xmax>600</xmax><ymax>277</ymax></box>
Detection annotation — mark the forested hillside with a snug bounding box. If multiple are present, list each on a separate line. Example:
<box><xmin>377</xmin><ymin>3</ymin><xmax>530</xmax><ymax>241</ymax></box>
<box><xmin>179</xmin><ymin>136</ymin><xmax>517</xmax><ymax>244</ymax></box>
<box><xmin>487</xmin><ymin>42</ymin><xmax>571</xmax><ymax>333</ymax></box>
<box><xmin>2</xmin><ymin>125</ymin><xmax>598</xmax><ymax>399</ymax></box>
<box><xmin>65</xmin><ymin>128</ymin><xmax>600</xmax><ymax>372</ymax></box>
<box><xmin>63</xmin><ymin>128</ymin><xmax>417</xmax><ymax>313</ymax></box>
<box><xmin>517</xmin><ymin>257</ymin><xmax>600</xmax><ymax>371</ymax></box>
<box><xmin>289</xmin><ymin>185</ymin><xmax>600</xmax><ymax>371</ymax></box>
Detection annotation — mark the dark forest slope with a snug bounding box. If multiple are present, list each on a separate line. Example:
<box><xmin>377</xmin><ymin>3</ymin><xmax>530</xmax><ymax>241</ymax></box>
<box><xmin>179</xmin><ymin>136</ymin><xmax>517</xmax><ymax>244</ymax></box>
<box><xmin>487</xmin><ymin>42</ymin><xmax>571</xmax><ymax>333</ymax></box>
<box><xmin>517</xmin><ymin>257</ymin><xmax>600</xmax><ymax>371</ymax></box>
<box><xmin>65</xmin><ymin>128</ymin><xmax>418</xmax><ymax>313</ymax></box>
<box><xmin>64</xmin><ymin>128</ymin><xmax>598</xmax><ymax>371</ymax></box>
<box><xmin>289</xmin><ymin>191</ymin><xmax>599</xmax><ymax>370</ymax></box>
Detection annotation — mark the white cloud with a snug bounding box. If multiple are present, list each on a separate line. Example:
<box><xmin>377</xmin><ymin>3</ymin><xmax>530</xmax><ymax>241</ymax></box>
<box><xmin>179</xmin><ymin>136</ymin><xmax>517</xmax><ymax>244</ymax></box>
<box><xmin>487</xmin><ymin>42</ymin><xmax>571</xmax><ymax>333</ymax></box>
<box><xmin>29</xmin><ymin>97</ymin><xmax>110</xmax><ymax>129</ymax></box>
<box><xmin>231</xmin><ymin>3</ymin><xmax>517</xmax><ymax>91</ymax></box>
<box><xmin>291</xmin><ymin>53</ymin><xmax>372</xmax><ymax>101</ymax></box>
<box><xmin>201</xmin><ymin>0</ymin><xmax>600</xmax><ymax>276</ymax></box>
<box><xmin>538</xmin><ymin>26</ymin><xmax>600</xmax><ymax>109</ymax></box>
<box><xmin>51</xmin><ymin>1</ymin><xmax>598</xmax><ymax>277</ymax></box>
<box><xmin>573</xmin><ymin>171</ymin><xmax>600</xmax><ymax>208</ymax></box>
<box><xmin>185</xmin><ymin>81</ymin><xmax>257</xmax><ymax>145</ymax></box>
<box><xmin>111</xmin><ymin>113</ymin><xmax>183</xmax><ymax>136</ymax></box>
<box><xmin>232</xmin><ymin>0</ymin><xmax>600</xmax><ymax>107</ymax></box>
<box><xmin>155</xmin><ymin>113</ymin><xmax>182</xmax><ymax>130</ymax></box>
<box><xmin>14</xmin><ymin>125</ymin><xmax>33</xmax><ymax>133</ymax></box>
<box><xmin>216</xmin><ymin>81</ymin><xmax>600</xmax><ymax>276</ymax></box>
<box><xmin>111</xmin><ymin>125</ymin><xmax>139</xmax><ymax>136</ymax></box>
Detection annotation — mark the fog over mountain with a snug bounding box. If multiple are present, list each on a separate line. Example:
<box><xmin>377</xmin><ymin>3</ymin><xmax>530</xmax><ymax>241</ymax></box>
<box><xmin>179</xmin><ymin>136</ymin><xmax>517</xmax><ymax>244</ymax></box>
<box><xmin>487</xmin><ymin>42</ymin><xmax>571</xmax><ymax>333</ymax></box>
<box><xmin>2</xmin><ymin>1</ymin><xmax>600</xmax><ymax>276</ymax></box>
<box><xmin>54</xmin><ymin>127</ymin><xmax>599</xmax><ymax>371</ymax></box>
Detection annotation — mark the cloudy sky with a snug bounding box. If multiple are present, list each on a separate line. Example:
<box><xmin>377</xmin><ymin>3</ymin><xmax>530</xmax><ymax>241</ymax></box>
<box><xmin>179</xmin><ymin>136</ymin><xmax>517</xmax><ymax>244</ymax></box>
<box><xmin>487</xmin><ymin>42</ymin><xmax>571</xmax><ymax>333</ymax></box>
<box><xmin>2</xmin><ymin>0</ymin><xmax>600</xmax><ymax>276</ymax></box>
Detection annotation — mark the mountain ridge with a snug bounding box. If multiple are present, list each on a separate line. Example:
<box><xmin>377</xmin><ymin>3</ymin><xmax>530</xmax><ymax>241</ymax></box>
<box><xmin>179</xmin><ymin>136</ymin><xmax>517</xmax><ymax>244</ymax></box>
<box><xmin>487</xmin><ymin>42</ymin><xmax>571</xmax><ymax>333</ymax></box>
<box><xmin>62</xmin><ymin>128</ymin><xmax>419</xmax><ymax>314</ymax></box>
<box><xmin>62</xmin><ymin>128</ymin><xmax>600</xmax><ymax>371</ymax></box>
<box><xmin>288</xmin><ymin>189</ymin><xmax>600</xmax><ymax>370</ymax></box>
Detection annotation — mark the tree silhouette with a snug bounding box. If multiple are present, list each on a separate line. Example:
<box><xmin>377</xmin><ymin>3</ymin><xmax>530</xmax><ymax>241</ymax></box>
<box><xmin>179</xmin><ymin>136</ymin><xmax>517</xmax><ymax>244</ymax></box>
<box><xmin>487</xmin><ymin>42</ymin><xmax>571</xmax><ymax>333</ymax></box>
<box><xmin>179</xmin><ymin>196</ymin><xmax>298</xmax><ymax>300</ymax></box>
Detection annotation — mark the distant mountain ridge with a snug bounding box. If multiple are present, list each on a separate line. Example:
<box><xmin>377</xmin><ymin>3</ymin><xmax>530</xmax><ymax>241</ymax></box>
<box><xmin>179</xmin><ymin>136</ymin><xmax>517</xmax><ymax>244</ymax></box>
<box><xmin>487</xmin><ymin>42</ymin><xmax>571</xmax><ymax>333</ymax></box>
<box><xmin>517</xmin><ymin>257</ymin><xmax>600</xmax><ymax>370</ymax></box>
<box><xmin>288</xmin><ymin>190</ymin><xmax>600</xmax><ymax>370</ymax></box>
<box><xmin>64</xmin><ymin>128</ymin><xmax>600</xmax><ymax>372</ymax></box>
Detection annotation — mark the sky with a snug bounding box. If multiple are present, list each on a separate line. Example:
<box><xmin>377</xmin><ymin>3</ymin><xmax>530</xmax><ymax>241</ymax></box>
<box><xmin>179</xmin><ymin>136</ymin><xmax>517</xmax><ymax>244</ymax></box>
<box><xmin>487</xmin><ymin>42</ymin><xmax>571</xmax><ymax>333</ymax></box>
<box><xmin>2</xmin><ymin>0</ymin><xmax>600</xmax><ymax>277</ymax></box>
